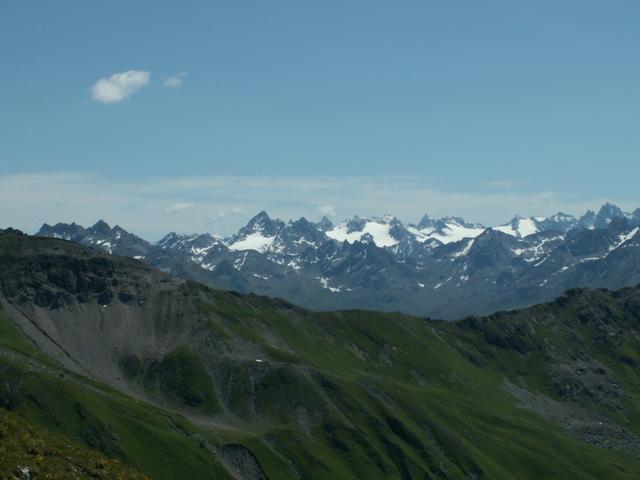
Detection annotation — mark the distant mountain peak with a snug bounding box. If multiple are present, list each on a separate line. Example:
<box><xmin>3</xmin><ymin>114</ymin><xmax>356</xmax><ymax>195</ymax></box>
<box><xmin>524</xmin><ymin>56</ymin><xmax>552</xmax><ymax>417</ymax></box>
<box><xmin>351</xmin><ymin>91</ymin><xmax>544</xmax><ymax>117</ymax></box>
<box><xmin>36</xmin><ymin>221</ymin><xmax>86</xmax><ymax>241</ymax></box>
<box><xmin>600</xmin><ymin>201</ymin><xmax>621</xmax><ymax>211</ymax></box>
<box><xmin>253</xmin><ymin>210</ymin><xmax>270</xmax><ymax>220</ymax></box>
<box><xmin>597</xmin><ymin>202</ymin><xmax>624</xmax><ymax>218</ymax></box>
<box><xmin>594</xmin><ymin>203</ymin><xmax>627</xmax><ymax>229</ymax></box>
<box><xmin>417</xmin><ymin>214</ymin><xmax>432</xmax><ymax>229</ymax></box>
<box><xmin>89</xmin><ymin>219</ymin><xmax>112</xmax><ymax>236</ymax></box>
<box><xmin>247</xmin><ymin>211</ymin><xmax>271</xmax><ymax>228</ymax></box>
<box><xmin>317</xmin><ymin>216</ymin><xmax>333</xmax><ymax>231</ymax></box>
<box><xmin>551</xmin><ymin>211</ymin><xmax>574</xmax><ymax>220</ymax></box>
<box><xmin>577</xmin><ymin>210</ymin><xmax>597</xmax><ymax>229</ymax></box>
<box><xmin>345</xmin><ymin>216</ymin><xmax>367</xmax><ymax>233</ymax></box>
<box><xmin>237</xmin><ymin>211</ymin><xmax>284</xmax><ymax>238</ymax></box>
<box><xmin>92</xmin><ymin>219</ymin><xmax>110</xmax><ymax>228</ymax></box>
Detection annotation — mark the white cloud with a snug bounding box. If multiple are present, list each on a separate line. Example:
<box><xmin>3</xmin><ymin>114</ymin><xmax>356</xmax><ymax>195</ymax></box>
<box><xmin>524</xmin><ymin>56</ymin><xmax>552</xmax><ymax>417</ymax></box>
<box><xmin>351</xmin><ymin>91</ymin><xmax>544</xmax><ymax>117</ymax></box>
<box><xmin>162</xmin><ymin>72</ymin><xmax>186</xmax><ymax>88</ymax></box>
<box><xmin>164</xmin><ymin>202</ymin><xmax>195</xmax><ymax>214</ymax></box>
<box><xmin>0</xmin><ymin>172</ymin><xmax>635</xmax><ymax>241</ymax></box>
<box><xmin>91</xmin><ymin>70</ymin><xmax>150</xmax><ymax>104</ymax></box>
<box><xmin>317</xmin><ymin>205</ymin><xmax>336</xmax><ymax>217</ymax></box>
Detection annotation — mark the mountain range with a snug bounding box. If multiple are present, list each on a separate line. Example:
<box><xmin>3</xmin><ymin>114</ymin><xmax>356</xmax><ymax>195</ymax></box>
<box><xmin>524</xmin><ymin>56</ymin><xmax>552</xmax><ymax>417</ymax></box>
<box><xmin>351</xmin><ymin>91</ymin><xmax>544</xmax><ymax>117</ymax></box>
<box><xmin>37</xmin><ymin>203</ymin><xmax>640</xmax><ymax>319</ymax></box>
<box><xmin>4</xmin><ymin>229</ymin><xmax>640</xmax><ymax>478</ymax></box>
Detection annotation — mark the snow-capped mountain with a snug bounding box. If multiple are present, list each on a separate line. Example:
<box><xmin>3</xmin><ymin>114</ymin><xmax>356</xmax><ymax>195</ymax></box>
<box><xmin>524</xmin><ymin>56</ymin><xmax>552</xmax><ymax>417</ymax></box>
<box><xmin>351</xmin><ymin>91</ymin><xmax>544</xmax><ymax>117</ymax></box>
<box><xmin>227</xmin><ymin>210</ymin><xmax>284</xmax><ymax>253</ymax></box>
<box><xmin>493</xmin><ymin>212</ymin><xmax>579</xmax><ymax>239</ymax></box>
<box><xmin>408</xmin><ymin>215</ymin><xmax>486</xmax><ymax>244</ymax></box>
<box><xmin>326</xmin><ymin>215</ymin><xmax>411</xmax><ymax>248</ymax></box>
<box><xmin>36</xmin><ymin>203</ymin><xmax>640</xmax><ymax>319</ymax></box>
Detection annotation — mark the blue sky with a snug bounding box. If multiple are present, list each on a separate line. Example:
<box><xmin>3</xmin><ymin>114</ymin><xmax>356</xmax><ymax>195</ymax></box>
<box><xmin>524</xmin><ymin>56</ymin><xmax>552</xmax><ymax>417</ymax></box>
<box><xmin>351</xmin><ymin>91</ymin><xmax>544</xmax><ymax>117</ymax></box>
<box><xmin>1</xmin><ymin>1</ymin><xmax>639</xmax><ymax>238</ymax></box>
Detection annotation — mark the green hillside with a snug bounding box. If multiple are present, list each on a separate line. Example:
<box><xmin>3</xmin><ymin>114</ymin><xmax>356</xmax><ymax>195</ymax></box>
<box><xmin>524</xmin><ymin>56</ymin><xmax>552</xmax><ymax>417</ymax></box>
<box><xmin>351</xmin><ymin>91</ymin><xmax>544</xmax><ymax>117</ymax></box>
<box><xmin>2</xmin><ymin>231</ymin><xmax>640</xmax><ymax>478</ymax></box>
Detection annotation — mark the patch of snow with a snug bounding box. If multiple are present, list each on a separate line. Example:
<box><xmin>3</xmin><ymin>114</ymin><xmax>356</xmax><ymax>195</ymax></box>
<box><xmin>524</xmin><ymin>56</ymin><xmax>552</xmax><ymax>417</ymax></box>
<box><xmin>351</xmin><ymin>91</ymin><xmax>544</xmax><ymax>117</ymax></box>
<box><xmin>191</xmin><ymin>245</ymin><xmax>216</xmax><ymax>256</ymax></box>
<box><xmin>609</xmin><ymin>227</ymin><xmax>639</xmax><ymax>252</ymax></box>
<box><xmin>317</xmin><ymin>276</ymin><xmax>342</xmax><ymax>293</ymax></box>
<box><xmin>327</xmin><ymin>220</ymin><xmax>399</xmax><ymax>247</ymax></box>
<box><xmin>294</xmin><ymin>237</ymin><xmax>315</xmax><ymax>246</ymax></box>
<box><xmin>452</xmin><ymin>238</ymin><xmax>475</xmax><ymax>257</ymax></box>
<box><xmin>533</xmin><ymin>256</ymin><xmax>548</xmax><ymax>267</ymax></box>
<box><xmin>409</xmin><ymin>222</ymin><xmax>485</xmax><ymax>244</ymax></box>
<box><xmin>228</xmin><ymin>232</ymin><xmax>275</xmax><ymax>252</ymax></box>
<box><xmin>516</xmin><ymin>236</ymin><xmax>564</xmax><ymax>263</ymax></box>
<box><xmin>579</xmin><ymin>256</ymin><xmax>604</xmax><ymax>262</ymax></box>
<box><xmin>94</xmin><ymin>239</ymin><xmax>113</xmax><ymax>254</ymax></box>
<box><xmin>268</xmin><ymin>240</ymin><xmax>286</xmax><ymax>254</ymax></box>
<box><xmin>51</xmin><ymin>233</ymin><xmax>72</xmax><ymax>240</ymax></box>
<box><xmin>494</xmin><ymin>225</ymin><xmax>516</xmax><ymax>236</ymax></box>
<box><xmin>287</xmin><ymin>259</ymin><xmax>302</xmax><ymax>272</ymax></box>
<box><xmin>495</xmin><ymin>217</ymin><xmax>539</xmax><ymax>238</ymax></box>
<box><xmin>518</xmin><ymin>218</ymin><xmax>539</xmax><ymax>237</ymax></box>
<box><xmin>233</xmin><ymin>252</ymin><xmax>248</xmax><ymax>270</ymax></box>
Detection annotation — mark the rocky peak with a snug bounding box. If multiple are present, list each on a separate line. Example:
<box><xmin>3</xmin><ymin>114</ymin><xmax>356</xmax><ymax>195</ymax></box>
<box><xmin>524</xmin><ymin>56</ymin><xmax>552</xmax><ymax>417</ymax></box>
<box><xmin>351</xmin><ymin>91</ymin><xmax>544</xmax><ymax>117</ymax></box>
<box><xmin>88</xmin><ymin>219</ymin><xmax>112</xmax><ymax>237</ymax></box>
<box><xmin>240</xmin><ymin>211</ymin><xmax>283</xmax><ymax>237</ymax></box>
<box><xmin>532</xmin><ymin>213</ymin><xmax>576</xmax><ymax>234</ymax></box>
<box><xmin>158</xmin><ymin>232</ymin><xmax>219</xmax><ymax>251</ymax></box>
<box><xmin>417</xmin><ymin>214</ymin><xmax>432</xmax><ymax>230</ymax></box>
<box><xmin>466</xmin><ymin>229</ymin><xmax>519</xmax><ymax>269</ymax></box>
<box><xmin>278</xmin><ymin>217</ymin><xmax>328</xmax><ymax>243</ymax></box>
<box><xmin>157</xmin><ymin>232</ymin><xmax>180</xmax><ymax>247</ymax></box>
<box><xmin>37</xmin><ymin>222</ymin><xmax>86</xmax><ymax>240</ymax></box>
<box><xmin>345</xmin><ymin>216</ymin><xmax>367</xmax><ymax>234</ymax></box>
<box><xmin>317</xmin><ymin>216</ymin><xmax>333</xmax><ymax>232</ymax></box>
<box><xmin>593</xmin><ymin>203</ymin><xmax>627</xmax><ymax>229</ymax></box>
<box><xmin>577</xmin><ymin>210</ymin><xmax>597</xmax><ymax>230</ymax></box>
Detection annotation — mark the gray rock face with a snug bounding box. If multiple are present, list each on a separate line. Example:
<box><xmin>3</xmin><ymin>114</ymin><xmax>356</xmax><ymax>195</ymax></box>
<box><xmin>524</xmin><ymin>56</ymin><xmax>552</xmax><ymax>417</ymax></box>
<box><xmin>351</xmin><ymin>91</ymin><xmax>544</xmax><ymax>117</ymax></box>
<box><xmin>216</xmin><ymin>444</ymin><xmax>267</xmax><ymax>480</ymax></box>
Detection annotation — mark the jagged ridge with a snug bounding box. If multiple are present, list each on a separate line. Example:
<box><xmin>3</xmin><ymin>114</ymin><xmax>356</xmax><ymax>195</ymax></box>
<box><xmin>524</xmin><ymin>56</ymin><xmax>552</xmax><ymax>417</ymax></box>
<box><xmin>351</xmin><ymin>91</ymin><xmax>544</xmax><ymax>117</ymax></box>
<box><xmin>37</xmin><ymin>203</ymin><xmax>640</xmax><ymax>319</ymax></box>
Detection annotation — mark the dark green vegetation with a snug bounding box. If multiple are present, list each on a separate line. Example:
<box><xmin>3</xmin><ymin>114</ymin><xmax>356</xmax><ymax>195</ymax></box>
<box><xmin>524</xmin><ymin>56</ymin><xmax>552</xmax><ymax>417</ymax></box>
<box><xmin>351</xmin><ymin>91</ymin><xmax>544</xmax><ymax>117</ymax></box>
<box><xmin>0</xmin><ymin>408</ymin><xmax>149</xmax><ymax>479</ymax></box>
<box><xmin>2</xmin><ymin>230</ymin><xmax>640</xmax><ymax>478</ymax></box>
<box><xmin>0</xmin><ymin>313</ymin><xmax>234</xmax><ymax>479</ymax></box>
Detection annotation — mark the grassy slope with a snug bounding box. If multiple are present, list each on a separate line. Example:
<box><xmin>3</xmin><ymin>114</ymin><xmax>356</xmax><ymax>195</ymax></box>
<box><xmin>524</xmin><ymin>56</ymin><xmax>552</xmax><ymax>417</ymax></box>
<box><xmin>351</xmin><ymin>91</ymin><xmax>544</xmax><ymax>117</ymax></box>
<box><xmin>0</xmin><ymin>409</ymin><xmax>149</xmax><ymax>480</ymax></box>
<box><xmin>3</xmin><ymin>233</ymin><xmax>640</xmax><ymax>478</ymax></box>
<box><xmin>4</xmin><ymin>288</ymin><xmax>640</xmax><ymax>479</ymax></box>
<box><xmin>182</xmin><ymin>289</ymin><xmax>640</xmax><ymax>479</ymax></box>
<box><xmin>0</xmin><ymin>311</ymin><xmax>234</xmax><ymax>480</ymax></box>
